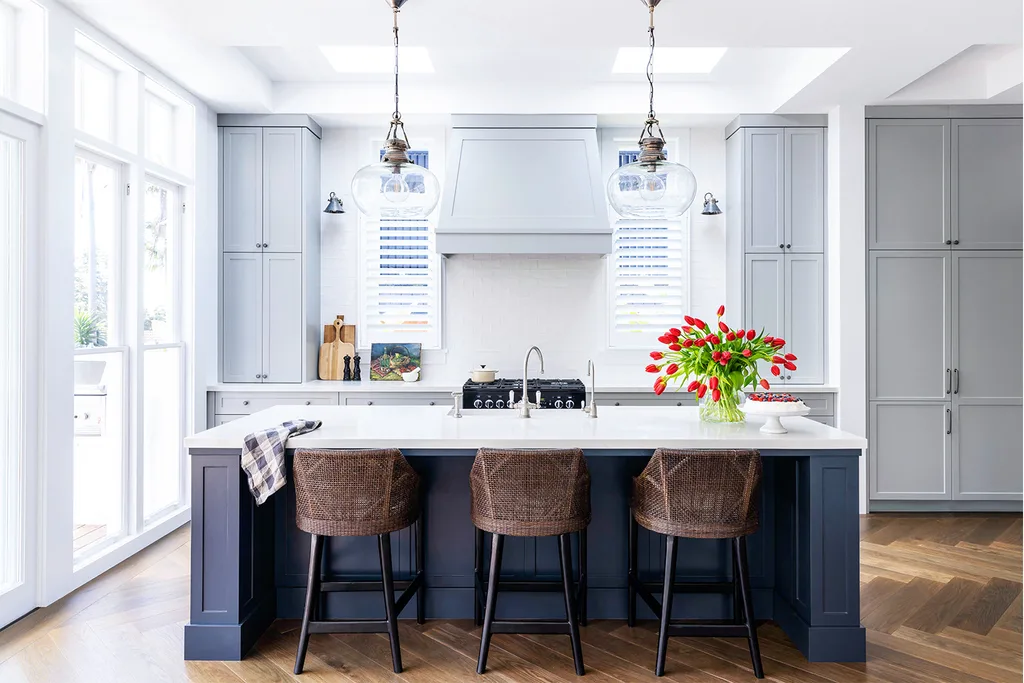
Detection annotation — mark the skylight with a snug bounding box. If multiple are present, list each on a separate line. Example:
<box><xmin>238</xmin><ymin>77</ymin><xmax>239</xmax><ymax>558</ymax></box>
<box><xmin>319</xmin><ymin>46</ymin><xmax>434</xmax><ymax>74</ymax></box>
<box><xmin>612</xmin><ymin>47</ymin><xmax>727</xmax><ymax>74</ymax></box>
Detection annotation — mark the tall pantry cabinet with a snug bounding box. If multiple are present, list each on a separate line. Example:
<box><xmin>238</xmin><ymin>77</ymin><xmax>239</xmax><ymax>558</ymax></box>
<box><xmin>725</xmin><ymin>116</ymin><xmax>827</xmax><ymax>386</ymax></box>
<box><xmin>867</xmin><ymin>109</ymin><xmax>1022</xmax><ymax>506</ymax></box>
<box><xmin>219</xmin><ymin>115</ymin><xmax>322</xmax><ymax>383</ymax></box>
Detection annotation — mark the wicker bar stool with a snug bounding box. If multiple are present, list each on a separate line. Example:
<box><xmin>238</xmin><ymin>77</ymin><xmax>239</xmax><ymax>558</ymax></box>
<box><xmin>470</xmin><ymin>447</ymin><xmax>591</xmax><ymax>676</ymax></box>
<box><xmin>292</xmin><ymin>448</ymin><xmax>425</xmax><ymax>676</ymax></box>
<box><xmin>628</xmin><ymin>449</ymin><xmax>764</xmax><ymax>679</ymax></box>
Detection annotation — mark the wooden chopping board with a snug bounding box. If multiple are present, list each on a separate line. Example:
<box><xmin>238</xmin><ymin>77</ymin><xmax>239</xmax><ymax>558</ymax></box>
<box><xmin>318</xmin><ymin>319</ymin><xmax>355</xmax><ymax>380</ymax></box>
<box><xmin>323</xmin><ymin>315</ymin><xmax>356</xmax><ymax>345</ymax></box>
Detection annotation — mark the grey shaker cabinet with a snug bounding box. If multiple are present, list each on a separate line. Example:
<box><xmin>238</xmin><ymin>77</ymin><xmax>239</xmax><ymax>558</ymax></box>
<box><xmin>951</xmin><ymin>119</ymin><xmax>1023</xmax><ymax>250</ymax></box>
<box><xmin>784</xmin><ymin>253</ymin><xmax>824</xmax><ymax>384</ymax></box>
<box><xmin>867</xmin><ymin>119</ymin><xmax>950</xmax><ymax>249</ymax></box>
<box><xmin>221</xmin><ymin>253</ymin><xmax>263</xmax><ymax>383</ymax></box>
<box><xmin>261</xmin><ymin>253</ymin><xmax>303</xmax><ymax>383</ymax></box>
<box><xmin>784</xmin><ymin>128</ymin><xmax>825</xmax><ymax>253</ymax></box>
<box><xmin>744</xmin><ymin>253</ymin><xmax>784</xmax><ymax>381</ymax></box>
<box><xmin>869</xmin><ymin>401</ymin><xmax>951</xmax><ymax>500</ymax></box>
<box><xmin>868</xmin><ymin>251</ymin><xmax>951</xmax><ymax>401</ymax></box>
<box><xmin>219</xmin><ymin>116</ymin><xmax>322</xmax><ymax>384</ymax></box>
<box><xmin>743</xmin><ymin>128</ymin><xmax>786</xmax><ymax>253</ymax></box>
<box><xmin>951</xmin><ymin>252</ymin><xmax>1023</xmax><ymax>500</ymax></box>
<box><xmin>221</xmin><ymin>128</ymin><xmax>263</xmax><ymax>253</ymax></box>
<box><xmin>262</xmin><ymin>128</ymin><xmax>304</xmax><ymax>253</ymax></box>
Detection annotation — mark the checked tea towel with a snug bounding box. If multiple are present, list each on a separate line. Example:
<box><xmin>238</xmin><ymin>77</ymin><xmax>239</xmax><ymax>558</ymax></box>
<box><xmin>241</xmin><ymin>419</ymin><xmax>322</xmax><ymax>505</ymax></box>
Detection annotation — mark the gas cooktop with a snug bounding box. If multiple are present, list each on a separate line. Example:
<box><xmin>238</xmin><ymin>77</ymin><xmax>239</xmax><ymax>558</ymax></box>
<box><xmin>462</xmin><ymin>378</ymin><xmax>586</xmax><ymax>410</ymax></box>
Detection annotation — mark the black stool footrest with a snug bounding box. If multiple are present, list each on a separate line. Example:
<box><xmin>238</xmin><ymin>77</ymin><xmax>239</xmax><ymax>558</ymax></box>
<box><xmin>308</xmin><ymin>619</ymin><xmax>390</xmax><ymax>635</ymax></box>
<box><xmin>490</xmin><ymin>619</ymin><xmax>573</xmax><ymax>635</ymax></box>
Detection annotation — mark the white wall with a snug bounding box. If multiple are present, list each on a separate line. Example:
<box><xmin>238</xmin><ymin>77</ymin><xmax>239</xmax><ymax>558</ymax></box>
<box><xmin>320</xmin><ymin>124</ymin><xmax>728</xmax><ymax>383</ymax></box>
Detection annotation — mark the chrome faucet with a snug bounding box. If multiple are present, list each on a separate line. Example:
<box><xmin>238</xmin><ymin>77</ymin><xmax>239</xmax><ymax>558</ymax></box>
<box><xmin>519</xmin><ymin>346</ymin><xmax>545</xmax><ymax>418</ymax></box>
<box><xmin>584</xmin><ymin>359</ymin><xmax>597</xmax><ymax>418</ymax></box>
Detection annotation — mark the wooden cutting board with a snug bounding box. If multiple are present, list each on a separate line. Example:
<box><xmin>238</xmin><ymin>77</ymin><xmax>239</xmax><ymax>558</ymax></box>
<box><xmin>323</xmin><ymin>315</ymin><xmax>356</xmax><ymax>345</ymax></box>
<box><xmin>318</xmin><ymin>319</ymin><xmax>356</xmax><ymax>380</ymax></box>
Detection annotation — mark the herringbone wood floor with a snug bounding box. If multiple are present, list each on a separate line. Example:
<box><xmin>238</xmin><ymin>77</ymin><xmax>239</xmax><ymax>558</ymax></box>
<box><xmin>0</xmin><ymin>514</ymin><xmax>1020</xmax><ymax>682</ymax></box>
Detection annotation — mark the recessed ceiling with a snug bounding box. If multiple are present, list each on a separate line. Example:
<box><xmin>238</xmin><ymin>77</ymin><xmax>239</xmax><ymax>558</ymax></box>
<box><xmin>319</xmin><ymin>46</ymin><xmax>434</xmax><ymax>74</ymax></box>
<box><xmin>61</xmin><ymin>0</ymin><xmax>1023</xmax><ymax>118</ymax></box>
<box><xmin>611</xmin><ymin>47</ymin><xmax>728</xmax><ymax>74</ymax></box>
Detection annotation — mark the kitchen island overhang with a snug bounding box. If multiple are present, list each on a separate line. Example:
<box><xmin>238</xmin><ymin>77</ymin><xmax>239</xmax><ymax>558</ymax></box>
<box><xmin>184</xmin><ymin>405</ymin><xmax>866</xmax><ymax>664</ymax></box>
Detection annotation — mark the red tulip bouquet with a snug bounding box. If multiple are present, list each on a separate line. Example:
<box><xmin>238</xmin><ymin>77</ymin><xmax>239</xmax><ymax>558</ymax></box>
<box><xmin>645</xmin><ymin>305</ymin><xmax>797</xmax><ymax>422</ymax></box>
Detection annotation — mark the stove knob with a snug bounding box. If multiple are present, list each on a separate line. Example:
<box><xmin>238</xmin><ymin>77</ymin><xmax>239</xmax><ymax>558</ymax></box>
<box><xmin>473</xmin><ymin>399</ymin><xmax>483</xmax><ymax>409</ymax></box>
<box><xmin>484</xmin><ymin>399</ymin><xmax>494</xmax><ymax>409</ymax></box>
<box><xmin>495</xmin><ymin>399</ymin><xmax>505</xmax><ymax>409</ymax></box>
<box><xmin>554</xmin><ymin>399</ymin><xmax>564</xmax><ymax>409</ymax></box>
<box><xmin>565</xmin><ymin>399</ymin><xmax>575</xmax><ymax>409</ymax></box>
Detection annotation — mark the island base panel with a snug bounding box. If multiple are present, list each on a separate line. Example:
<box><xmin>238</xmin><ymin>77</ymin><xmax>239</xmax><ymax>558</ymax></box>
<box><xmin>186</xmin><ymin>449</ymin><xmax>864</xmax><ymax>662</ymax></box>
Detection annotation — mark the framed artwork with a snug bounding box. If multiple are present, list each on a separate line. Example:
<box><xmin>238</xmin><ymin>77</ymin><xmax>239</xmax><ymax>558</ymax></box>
<box><xmin>369</xmin><ymin>343</ymin><xmax>422</xmax><ymax>381</ymax></box>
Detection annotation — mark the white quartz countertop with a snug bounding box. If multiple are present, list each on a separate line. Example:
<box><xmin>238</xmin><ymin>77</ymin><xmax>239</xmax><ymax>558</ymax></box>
<box><xmin>186</xmin><ymin>405</ymin><xmax>866</xmax><ymax>451</ymax></box>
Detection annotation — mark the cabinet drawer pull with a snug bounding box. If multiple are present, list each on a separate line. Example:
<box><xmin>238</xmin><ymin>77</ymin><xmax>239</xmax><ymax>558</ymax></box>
<box><xmin>946</xmin><ymin>408</ymin><xmax>952</xmax><ymax>435</ymax></box>
<box><xmin>615</xmin><ymin>402</ymin><xmax>621</xmax><ymax>406</ymax></box>
<box><xmin>676</xmin><ymin>402</ymin><xmax>682</xmax><ymax>406</ymax></box>
<box><xmin>429</xmin><ymin>401</ymin><xmax>435</xmax><ymax>406</ymax></box>
<box><xmin>367</xmin><ymin>401</ymin><xmax>374</xmax><ymax>406</ymax></box>
<box><xmin>946</xmin><ymin>368</ymin><xmax>951</xmax><ymax>394</ymax></box>
<box><xmin>953</xmin><ymin>369</ymin><xmax>959</xmax><ymax>395</ymax></box>
<box><xmin>242</xmin><ymin>400</ymin><xmax>249</xmax><ymax>406</ymax></box>
<box><xmin>305</xmin><ymin>401</ymin><xmax>311</xmax><ymax>405</ymax></box>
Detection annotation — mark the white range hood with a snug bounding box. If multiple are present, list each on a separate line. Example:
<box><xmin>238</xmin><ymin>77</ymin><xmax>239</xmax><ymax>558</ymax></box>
<box><xmin>436</xmin><ymin>114</ymin><xmax>611</xmax><ymax>255</ymax></box>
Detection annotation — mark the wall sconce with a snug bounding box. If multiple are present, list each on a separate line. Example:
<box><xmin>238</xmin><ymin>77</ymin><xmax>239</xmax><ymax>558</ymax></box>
<box><xmin>701</xmin><ymin>192</ymin><xmax>722</xmax><ymax>216</ymax></box>
<box><xmin>323</xmin><ymin>192</ymin><xmax>346</xmax><ymax>214</ymax></box>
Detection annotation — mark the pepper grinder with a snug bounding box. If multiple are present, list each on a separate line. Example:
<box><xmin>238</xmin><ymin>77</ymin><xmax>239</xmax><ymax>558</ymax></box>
<box><xmin>343</xmin><ymin>355</ymin><xmax>352</xmax><ymax>381</ymax></box>
<box><xmin>352</xmin><ymin>354</ymin><xmax>362</xmax><ymax>381</ymax></box>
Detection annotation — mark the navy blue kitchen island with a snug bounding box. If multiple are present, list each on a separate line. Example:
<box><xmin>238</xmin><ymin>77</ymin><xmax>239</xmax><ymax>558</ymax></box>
<box><xmin>183</xmin><ymin>405</ymin><xmax>866</xmax><ymax>664</ymax></box>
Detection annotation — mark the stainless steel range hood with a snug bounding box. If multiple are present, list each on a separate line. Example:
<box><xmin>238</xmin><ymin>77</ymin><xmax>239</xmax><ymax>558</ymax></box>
<box><xmin>436</xmin><ymin>115</ymin><xmax>611</xmax><ymax>255</ymax></box>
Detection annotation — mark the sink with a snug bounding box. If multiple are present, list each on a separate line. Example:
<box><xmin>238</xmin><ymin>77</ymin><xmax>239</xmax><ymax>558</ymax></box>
<box><xmin>448</xmin><ymin>408</ymin><xmax>585</xmax><ymax>418</ymax></box>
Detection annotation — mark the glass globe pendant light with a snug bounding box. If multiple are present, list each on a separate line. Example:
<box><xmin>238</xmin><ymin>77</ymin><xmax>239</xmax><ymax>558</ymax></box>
<box><xmin>350</xmin><ymin>0</ymin><xmax>440</xmax><ymax>219</ymax></box>
<box><xmin>606</xmin><ymin>0</ymin><xmax>697</xmax><ymax>219</ymax></box>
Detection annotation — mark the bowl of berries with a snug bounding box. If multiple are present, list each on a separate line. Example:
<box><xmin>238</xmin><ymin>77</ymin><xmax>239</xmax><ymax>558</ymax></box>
<box><xmin>741</xmin><ymin>393</ymin><xmax>810</xmax><ymax>434</ymax></box>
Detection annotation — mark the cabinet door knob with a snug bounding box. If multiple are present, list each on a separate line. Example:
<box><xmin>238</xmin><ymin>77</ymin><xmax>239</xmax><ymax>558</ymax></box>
<box><xmin>786</xmin><ymin>375</ymin><xmax>792</xmax><ymax>380</ymax></box>
<box><xmin>945</xmin><ymin>240</ymin><xmax>952</xmax><ymax>245</ymax></box>
<box><xmin>785</xmin><ymin>243</ymin><xmax>791</xmax><ymax>249</ymax></box>
<box><xmin>242</xmin><ymin>400</ymin><xmax>249</xmax><ymax>406</ymax></box>
<box><xmin>779</xmin><ymin>243</ymin><xmax>784</xmax><ymax>249</ymax></box>
<box><xmin>262</xmin><ymin>242</ymin><xmax>268</xmax><ymax>248</ymax></box>
<box><xmin>255</xmin><ymin>374</ymin><xmax>260</xmax><ymax>379</ymax></box>
<box><xmin>367</xmin><ymin>401</ymin><xmax>374</xmax><ymax>406</ymax></box>
<box><xmin>615</xmin><ymin>402</ymin><xmax>620</xmax><ymax>406</ymax></box>
<box><xmin>263</xmin><ymin>374</ymin><xmax>268</xmax><ymax>379</ymax></box>
<box><xmin>953</xmin><ymin>240</ymin><xmax>959</xmax><ymax>245</ymax></box>
<box><xmin>305</xmin><ymin>401</ymin><xmax>311</xmax><ymax>405</ymax></box>
<box><xmin>676</xmin><ymin>402</ymin><xmax>682</xmax><ymax>406</ymax></box>
<box><xmin>429</xmin><ymin>401</ymin><xmax>435</xmax><ymax>406</ymax></box>
<box><xmin>257</xmin><ymin>243</ymin><xmax>262</xmax><ymax>248</ymax></box>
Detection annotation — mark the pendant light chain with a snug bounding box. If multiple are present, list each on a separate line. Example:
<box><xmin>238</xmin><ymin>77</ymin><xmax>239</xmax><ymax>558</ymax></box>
<box><xmin>392</xmin><ymin>1</ymin><xmax>401</xmax><ymax>121</ymax></box>
<box><xmin>638</xmin><ymin>0</ymin><xmax>666</xmax><ymax>149</ymax></box>
<box><xmin>383</xmin><ymin>0</ymin><xmax>409</xmax><ymax>155</ymax></box>
<box><xmin>646</xmin><ymin>3</ymin><xmax>656</xmax><ymax>121</ymax></box>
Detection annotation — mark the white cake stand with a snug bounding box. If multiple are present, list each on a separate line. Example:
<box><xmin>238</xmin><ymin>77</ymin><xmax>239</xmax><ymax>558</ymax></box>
<box><xmin>741</xmin><ymin>402</ymin><xmax>811</xmax><ymax>434</ymax></box>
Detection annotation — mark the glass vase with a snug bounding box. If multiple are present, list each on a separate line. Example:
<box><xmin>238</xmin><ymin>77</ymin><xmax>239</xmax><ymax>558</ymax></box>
<box><xmin>698</xmin><ymin>389</ymin><xmax>746</xmax><ymax>423</ymax></box>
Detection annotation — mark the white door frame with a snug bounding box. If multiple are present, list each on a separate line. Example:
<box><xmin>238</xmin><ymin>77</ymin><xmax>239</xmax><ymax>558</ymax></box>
<box><xmin>0</xmin><ymin>109</ymin><xmax>40</xmax><ymax>628</ymax></box>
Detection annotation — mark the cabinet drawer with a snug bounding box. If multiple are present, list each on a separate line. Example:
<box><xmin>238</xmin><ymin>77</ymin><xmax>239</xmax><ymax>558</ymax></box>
<box><xmin>806</xmin><ymin>415</ymin><xmax>835</xmax><ymax>427</ymax></box>
<box><xmin>216</xmin><ymin>392</ymin><xmax>339</xmax><ymax>414</ymax></box>
<box><xmin>214</xmin><ymin>415</ymin><xmax>244</xmax><ymax>426</ymax></box>
<box><xmin>791</xmin><ymin>393</ymin><xmax>834</xmax><ymax>416</ymax></box>
<box><xmin>344</xmin><ymin>394</ymin><xmax>450</xmax><ymax>407</ymax></box>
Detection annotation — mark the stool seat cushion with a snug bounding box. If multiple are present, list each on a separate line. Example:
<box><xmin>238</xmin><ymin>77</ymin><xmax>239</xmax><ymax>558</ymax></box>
<box><xmin>632</xmin><ymin>449</ymin><xmax>761</xmax><ymax>539</ymax></box>
<box><xmin>470</xmin><ymin>448</ymin><xmax>591</xmax><ymax>537</ymax></box>
<box><xmin>293</xmin><ymin>448</ymin><xmax>420</xmax><ymax>537</ymax></box>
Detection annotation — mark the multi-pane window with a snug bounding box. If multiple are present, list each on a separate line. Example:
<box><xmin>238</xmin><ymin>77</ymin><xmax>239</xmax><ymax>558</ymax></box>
<box><xmin>358</xmin><ymin>149</ymin><xmax>441</xmax><ymax>349</ymax></box>
<box><xmin>608</xmin><ymin>147</ymin><xmax>689</xmax><ymax>348</ymax></box>
<box><xmin>73</xmin><ymin>152</ymin><xmax>121</xmax><ymax>348</ymax></box>
<box><xmin>0</xmin><ymin>0</ymin><xmax>44</xmax><ymax>112</ymax></box>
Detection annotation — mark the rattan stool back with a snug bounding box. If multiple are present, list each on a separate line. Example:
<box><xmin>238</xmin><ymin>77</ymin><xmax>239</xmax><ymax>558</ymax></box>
<box><xmin>632</xmin><ymin>448</ymin><xmax>761</xmax><ymax>539</ymax></box>
<box><xmin>293</xmin><ymin>448</ymin><xmax>420</xmax><ymax>537</ymax></box>
<box><xmin>469</xmin><ymin>448</ymin><xmax>591</xmax><ymax>537</ymax></box>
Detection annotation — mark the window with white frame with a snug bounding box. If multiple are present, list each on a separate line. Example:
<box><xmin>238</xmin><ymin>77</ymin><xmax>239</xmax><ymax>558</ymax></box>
<box><xmin>357</xmin><ymin>148</ymin><xmax>442</xmax><ymax>349</ymax></box>
<box><xmin>0</xmin><ymin>1</ymin><xmax>15</xmax><ymax>100</ymax></box>
<box><xmin>607</xmin><ymin>140</ymin><xmax>690</xmax><ymax>348</ymax></box>
<box><xmin>74</xmin><ymin>49</ymin><xmax>118</xmax><ymax>142</ymax></box>
<box><xmin>0</xmin><ymin>0</ymin><xmax>45</xmax><ymax>113</ymax></box>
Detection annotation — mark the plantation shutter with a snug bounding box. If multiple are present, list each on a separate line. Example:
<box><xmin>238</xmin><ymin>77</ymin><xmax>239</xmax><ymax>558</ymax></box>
<box><xmin>608</xmin><ymin>149</ymin><xmax>688</xmax><ymax>347</ymax></box>
<box><xmin>358</xmin><ymin>149</ymin><xmax>440</xmax><ymax>348</ymax></box>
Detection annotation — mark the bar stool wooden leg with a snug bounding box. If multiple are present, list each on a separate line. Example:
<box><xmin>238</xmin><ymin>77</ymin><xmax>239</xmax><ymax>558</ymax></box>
<box><xmin>416</xmin><ymin>515</ymin><xmax>426</xmax><ymax>624</ymax></box>
<box><xmin>627</xmin><ymin>512</ymin><xmax>638</xmax><ymax>627</ymax></box>
<box><xmin>378</xmin><ymin>533</ymin><xmax>403</xmax><ymax>674</ymax></box>
<box><xmin>476</xmin><ymin>533</ymin><xmax>504</xmax><ymax>674</ymax></box>
<box><xmin>655</xmin><ymin>535</ymin><xmax>678</xmax><ymax>677</ymax></box>
<box><xmin>294</xmin><ymin>534</ymin><xmax>324</xmax><ymax>675</ymax></box>
<box><xmin>474</xmin><ymin>527</ymin><xmax>485</xmax><ymax>626</ymax></box>
<box><xmin>578</xmin><ymin>529</ymin><xmax>588</xmax><ymax>627</ymax></box>
<box><xmin>734</xmin><ymin>537</ymin><xmax>764</xmax><ymax>679</ymax></box>
<box><xmin>559</xmin><ymin>534</ymin><xmax>586</xmax><ymax>675</ymax></box>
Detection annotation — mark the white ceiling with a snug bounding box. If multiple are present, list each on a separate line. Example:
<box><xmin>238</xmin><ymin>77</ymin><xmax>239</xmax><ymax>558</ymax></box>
<box><xmin>64</xmin><ymin>0</ymin><xmax>1023</xmax><ymax>122</ymax></box>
